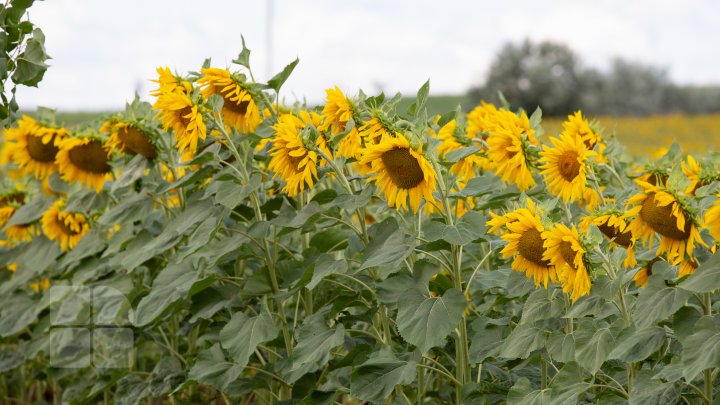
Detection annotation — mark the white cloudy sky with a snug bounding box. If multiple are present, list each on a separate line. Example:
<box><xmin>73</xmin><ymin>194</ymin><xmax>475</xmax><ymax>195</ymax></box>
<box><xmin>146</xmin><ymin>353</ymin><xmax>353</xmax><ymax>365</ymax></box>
<box><xmin>15</xmin><ymin>0</ymin><xmax>720</xmax><ymax>111</ymax></box>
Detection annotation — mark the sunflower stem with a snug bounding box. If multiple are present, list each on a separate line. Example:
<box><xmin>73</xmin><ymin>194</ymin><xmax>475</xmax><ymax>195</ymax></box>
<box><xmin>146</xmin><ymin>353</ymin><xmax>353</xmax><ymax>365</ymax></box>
<box><xmin>706</xmin><ymin>292</ymin><xmax>714</xmax><ymax>404</ymax></box>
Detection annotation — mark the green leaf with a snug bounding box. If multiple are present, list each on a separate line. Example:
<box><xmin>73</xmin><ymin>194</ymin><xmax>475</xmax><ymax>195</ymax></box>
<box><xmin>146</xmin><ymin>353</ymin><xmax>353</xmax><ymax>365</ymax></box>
<box><xmin>519</xmin><ymin>288</ymin><xmax>563</xmax><ymax>325</ymax></box>
<box><xmin>132</xmin><ymin>263</ymin><xmax>200</xmax><ymax>326</ymax></box>
<box><xmin>406</xmin><ymin>79</ymin><xmax>430</xmax><ymax>117</ymax></box>
<box><xmin>0</xmin><ymin>348</ymin><xmax>25</xmax><ymax>372</ymax></box>
<box><xmin>189</xmin><ymin>343</ymin><xmax>243</xmax><ymax>390</ymax></box>
<box><xmin>500</xmin><ymin>323</ymin><xmax>546</xmax><ymax>359</ymax></box>
<box><xmin>681</xmin><ymin>316</ymin><xmax>720</xmax><ymax>381</ymax></box>
<box><xmin>423</xmin><ymin>211</ymin><xmax>487</xmax><ymax>246</ymax></box>
<box><xmin>148</xmin><ymin>357</ymin><xmax>184</xmax><ymax>396</ymax></box>
<box><xmin>678</xmin><ymin>250</ymin><xmax>720</xmax><ymax>293</ymax></box>
<box><xmin>608</xmin><ymin>326</ymin><xmax>666</xmax><ymax>362</ymax></box>
<box><xmin>396</xmin><ymin>287</ymin><xmax>466</xmax><ymax>353</ymax></box>
<box><xmin>574</xmin><ymin>321</ymin><xmax>614</xmax><ymax>375</ymax></box>
<box><xmin>220</xmin><ymin>309</ymin><xmax>278</xmax><ymax>369</ymax></box>
<box><xmin>454</xmin><ymin>173</ymin><xmax>500</xmax><ymax>197</ymax></box>
<box><xmin>507</xmin><ymin>378</ymin><xmax>550</xmax><ymax>405</ymax></box>
<box><xmin>267</xmin><ymin>58</ymin><xmax>299</xmax><ymax>93</ymax></box>
<box><xmin>628</xmin><ymin>371</ymin><xmax>679</xmax><ymax>405</ymax></box>
<box><xmin>4</xmin><ymin>195</ymin><xmax>51</xmax><ymax>226</ymax></box>
<box><xmin>232</xmin><ymin>36</ymin><xmax>251</xmax><ymax>69</ymax></box>
<box><xmin>350</xmin><ymin>349</ymin><xmax>417</xmax><ymax>403</ymax></box>
<box><xmin>360</xmin><ymin>218</ymin><xmax>414</xmax><ymax>274</ymax></box>
<box><xmin>309</xmin><ymin>228</ymin><xmax>348</xmax><ymax>253</ymax></box>
<box><xmin>273</xmin><ymin>201</ymin><xmax>321</xmax><ymax>228</ymax></box>
<box><xmin>549</xmin><ymin>362</ymin><xmax>591</xmax><ymax>405</ymax></box>
<box><xmin>445</xmin><ymin>146</ymin><xmax>481</xmax><ymax>163</ymax></box>
<box><xmin>469</xmin><ymin>316</ymin><xmax>508</xmax><ymax>362</ymax></box>
<box><xmin>307</xmin><ymin>254</ymin><xmax>348</xmax><ymax>290</ymax></box>
<box><xmin>213</xmin><ymin>176</ymin><xmax>261</xmax><ymax>209</ymax></box>
<box><xmin>564</xmin><ymin>295</ymin><xmax>618</xmax><ymax>320</ymax></box>
<box><xmin>547</xmin><ymin>331</ymin><xmax>575</xmax><ymax>363</ymax></box>
<box><xmin>633</xmin><ymin>278</ymin><xmax>690</xmax><ymax>328</ymax></box>
<box><xmin>111</xmin><ymin>154</ymin><xmax>149</xmax><ymax>191</ymax></box>
<box><xmin>290</xmin><ymin>310</ymin><xmax>345</xmax><ymax>376</ymax></box>
<box><xmin>97</xmin><ymin>193</ymin><xmax>154</xmax><ymax>226</ymax></box>
<box><xmin>12</xmin><ymin>28</ymin><xmax>49</xmax><ymax>87</ymax></box>
<box><xmin>114</xmin><ymin>375</ymin><xmax>149</xmax><ymax>405</ymax></box>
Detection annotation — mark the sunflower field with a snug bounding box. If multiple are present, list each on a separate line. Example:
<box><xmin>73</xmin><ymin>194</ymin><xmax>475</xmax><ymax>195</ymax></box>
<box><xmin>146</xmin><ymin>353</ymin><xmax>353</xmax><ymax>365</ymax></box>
<box><xmin>2</xmin><ymin>38</ymin><xmax>720</xmax><ymax>405</ymax></box>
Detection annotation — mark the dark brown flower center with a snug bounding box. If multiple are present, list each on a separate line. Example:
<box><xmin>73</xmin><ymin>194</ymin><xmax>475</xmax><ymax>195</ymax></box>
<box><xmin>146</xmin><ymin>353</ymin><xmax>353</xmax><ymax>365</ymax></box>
<box><xmin>26</xmin><ymin>134</ymin><xmax>59</xmax><ymax>162</ymax></box>
<box><xmin>558</xmin><ymin>151</ymin><xmax>581</xmax><ymax>182</ymax></box>
<box><xmin>640</xmin><ymin>193</ymin><xmax>691</xmax><ymax>240</ymax></box>
<box><xmin>118</xmin><ymin>126</ymin><xmax>157</xmax><ymax>159</ymax></box>
<box><xmin>518</xmin><ymin>227</ymin><xmax>551</xmax><ymax>266</ymax></box>
<box><xmin>68</xmin><ymin>140</ymin><xmax>111</xmax><ymax>174</ymax></box>
<box><xmin>380</xmin><ymin>147</ymin><xmax>424</xmax><ymax>189</ymax></box>
<box><xmin>0</xmin><ymin>192</ymin><xmax>25</xmax><ymax>206</ymax></box>
<box><xmin>598</xmin><ymin>222</ymin><xmax>633</xmax><ymax>247</ymax></box>
<box><xmin>559</xmin><ymin>241</ymin><xmax>577</xmax><ymax>268</ymax></box>
<box><xmin>178</xmin><ymin>106</ymin><xmax>194</xmax><ymax>126</ymax></box>
<box><xmin>215</xmin><ymin>86</ymin><xmax>250</xmax><ymax>116</ymax></box>
<box><xmin>646</xmin><ymin>173</ymin><xmax>667</xmax><ymax>186</ymax></box>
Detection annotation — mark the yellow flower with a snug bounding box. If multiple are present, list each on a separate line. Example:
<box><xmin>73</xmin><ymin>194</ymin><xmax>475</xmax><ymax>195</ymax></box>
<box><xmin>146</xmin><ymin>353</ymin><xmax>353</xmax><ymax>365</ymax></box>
<box><xmin>197</xmin><ymin>67</ymin><xmax>262</xmax><ymax>133</ymax></box>
<box><xmin>561</xmin><ymin>111</ymin><xmax>605</xmax><ymax>156</ymax></box>
<box><xmin>539</xmin><ymin>132</ymin><xmax>595</xmax><ymax>203</ymax></box>
<box><xmin>268</xmin><ymin>111</ymin><xmax>330</xmax><ymax>197</ymax></box>
<box><xmin>359</xmin><ymin>115</ymin><xmax>394</xmax><ymax>146</ymax></box>
<box><xmin>486</xmin><ymin>199</ymin><xmax>557</xmax><ymax>288</ymax></box>
<box><xmin>56</xmin><ymin>137</ymin><xmax>113</xmax><ymax>193</ymax></box>
<box><xmin>1</xmin><ymin>115</ymin><xmax>68</xmax><ymax>179</ymax></box>
<box><xmin>41</xmin><ymin>200</ymin><xmax>90</xmax><ymax>252</ymax></box>
<box><xmin>704</xmin><ymin>195</ymin><xmax>720</xmax><ymax>242</ymax></box>
<box><xmin>102</xmin><ymin>120</ymin><xmax>157</xmax><ymax>159</ymax></box>
<box><xmin>319</xmin><ymin>86</ymin><xmax>353</xmax><ymax>135</ymax></box>
<box><xmin>486</xmin><ymin>109</ymin><xmax>537</xmax><ymax>191</ymax></box>
<box><xmin>681</xmin><ymin>155</ymin><xmax>704</xmax><ymax>195</ymax></box>
<box><xmin>150</xmin><ymin>66</ymin><xmax>192</xmax><ymax>97</ymax></box>
<box><xmin>625</xmin><ymin>181</ymin><xmax>706</xmax><ymax>265</ymax></box>
<box><xmin>30</xmin><ymin>278</ymin><xmax>50</xmax><ymax>292</ymax></box>
<box><xmin>579</xmin><ymin>211</ymin><xmax>636</xmax><ymax>268</ymax></box>
<box><xmin>359</xmin><ymin>135</ymin><xmax>437</xmax><ymax>213</ymax></box>
<box><xmin>466</xmin><ymin>101</ymin><xmax>498</xmax><ymax>138</ymax></box>
<box><xmin>153</xmin><ymin>91</ymin><xmax>207</xmax><ymax>155</ymax></box>
<box><xmin>435</xmin><ymin>119</ymin><xmax>492</xmax><ymax>184</ymax></box>
<box><xmin>543</xmin><ymin>224</ymin><xmax>591</xmax><ymax>302</ymax></box>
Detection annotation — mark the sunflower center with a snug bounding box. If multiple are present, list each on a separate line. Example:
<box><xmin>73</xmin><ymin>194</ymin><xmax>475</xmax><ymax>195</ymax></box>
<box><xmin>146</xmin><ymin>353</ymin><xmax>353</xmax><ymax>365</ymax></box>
<box><xmin>558</xmin><ymin>151</ymin><xmax>581</xmax><ymax>182</ymax></box>
<box><xmin>118</xmin><ymin>126</ymin><xmax>157</xmax><ymax>159</ymax></box>
<box><xmin>597</xmin><ymin>223</ymin><xmax>633</xmax><ymax>247</ymax></box>
<box><xmin>68</xmin><ymin>140</ymin><xmax>111</xmax><ymax>174</ymax></box>
<box><xmin>26</xmin><ymin>134</ymin><xmax>59</xmax><ymax>162</ymax></box>
<box><xmin>380</xmin><ymin>147</ymin><xmax>424</xmax><ymax>189</ymax></box>
<box><xmin>517</xmin><ymin>227</ymin><xmax>551</xmax><ymax>266</ymax></box>
<box><xmin>0</xmin><ymin>192</ymin><xmax>25</xmax><ymax>205</ymax></box>
<box><xmin>225</xmin><ymin>98</ymin><xmax>250</xmax><ymax>115</ymax></box>
<box><xmin>559</xmin><ymin>241</ymin><xmax>577</xmax><ymax>268</ymax></box>
<box><xmin>179</xmin><ymin>106</ymin><xmax>194</xmax><ymax>126</ymax></box>
<box><xmin>640</xmin><ymin>193</ymin><xmax>691</xmax><ymax>240</ymax></box>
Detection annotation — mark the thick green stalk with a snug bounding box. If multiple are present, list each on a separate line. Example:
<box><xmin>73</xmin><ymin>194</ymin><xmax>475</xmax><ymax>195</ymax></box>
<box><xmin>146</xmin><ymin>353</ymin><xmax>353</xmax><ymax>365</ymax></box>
<box><xmin>706</xmin><ymin>293</ymin><xmax>714</xmax><ymax>404</ymax></box>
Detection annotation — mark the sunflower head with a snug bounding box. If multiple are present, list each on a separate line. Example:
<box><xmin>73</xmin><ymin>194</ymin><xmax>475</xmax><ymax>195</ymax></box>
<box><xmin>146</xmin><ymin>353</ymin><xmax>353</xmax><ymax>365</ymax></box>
<box><xmin>486</xmin><ymin>109</ymin><xmax>537</xmax><ymax>191</ymax></box>
<box><xmin>704</xmin><ymin>195</ymin><xmax>720</xmax><ymax>242</ymax></box>
<box><xmin>539</xmin><ymin>132</ymin><xmax>595</xmax><ymax>203</ymax></box>
<box><xmin>197</xmin><ymin>67</ymin><xmax>262</xmax><ymax>133</ymax></box>
<box><xmin>319</xmin><ymin>86</ymin><xmax>354</xmax><ymax>135</ymax></box>
<box><xmin>102</xmin><ymin>119</ymin><xmax>158</xmax><ymax>159</ymax></box>
<box><xmin>56</xmin><ymin>136</ymin><xmax>113</xmax><ymax>193</ymax></box>
<box><xmin>1</xmin><ymin>115</ymin><xmax>68</xmax><ymax>179</ymax></box>
<box><xmin>543</xmin><ymin>224</ymin><xmax>591</xmax><ymax>301</ymax></box>
<box><xmin>466</xmin><ymin>101</ymin><xmax>498</xmax><ymax>138</ymax></box>
<box><xmin>41</xmin><ymin>199</ymin><xmax>90</xmax><ymax>251</ymax></box>
<box><xmin>150</xmin><ymin>66</ymin><xmax>192</xmax><ymax>97</ymax></box>
<box><xmin>153</xmin><ymin>91</ymin><xmax>207</xmax><ymax>155</ymax></box>
<box><xmin>562</xmin><ymin>111</ymin><xmax>604</xmax><ymax>152</ymax></box>
<box><xmin>358</xmin><ymin>134</ymin><xmax>437</xmax><ymax>213</ymax></box>
<box><xmin>633</xmin><ymin>257</ymin><xmax>663</xmax><ymax>288</ymax></box>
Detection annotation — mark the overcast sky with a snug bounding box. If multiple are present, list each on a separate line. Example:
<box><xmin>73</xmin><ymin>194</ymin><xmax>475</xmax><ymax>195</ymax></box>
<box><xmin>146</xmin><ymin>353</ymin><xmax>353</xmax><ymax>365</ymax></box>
<box><xmin>14</xmin><ymin>0</ymin><xmax>720</xmax><ymax>111</ymax></box>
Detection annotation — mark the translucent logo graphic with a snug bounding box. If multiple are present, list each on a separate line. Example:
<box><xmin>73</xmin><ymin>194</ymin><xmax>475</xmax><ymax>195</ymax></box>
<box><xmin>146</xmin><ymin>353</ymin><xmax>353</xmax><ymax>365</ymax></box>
<box><xmin>48</xmin><ymin>285</ymin><xmax>134</xmax><ymax>369</ymax></box>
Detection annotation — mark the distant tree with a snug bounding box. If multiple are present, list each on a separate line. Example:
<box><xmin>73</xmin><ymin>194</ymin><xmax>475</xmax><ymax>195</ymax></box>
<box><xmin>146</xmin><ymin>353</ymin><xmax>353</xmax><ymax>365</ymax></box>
<box><xmin>467</xmin><ymin>39</ymin><xmax>582</xmax><ymax>116</ymax></box>
<box><xmin>593</xmin><ymin>59</ymin><xmax>670</xmax><ymax>116</ymax></box>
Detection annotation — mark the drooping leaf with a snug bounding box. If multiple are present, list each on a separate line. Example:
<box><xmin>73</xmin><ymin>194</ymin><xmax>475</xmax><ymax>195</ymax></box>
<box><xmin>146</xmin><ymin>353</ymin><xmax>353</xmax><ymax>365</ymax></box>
<box><xmin>289</xmin><ymin>310</ymin><xmax>345</xmax><ymax>377</ymax></box>
<box><xmin>681</xmin><ymin>316</ymin><xmax>720</xmax><ymax>381</ymax></box>
<box><xmin>267</xmin><ymin>58</ymin><xmax>299</xmax><ymax>92</ymax></box>
<box><xmin>396</xmin><ymin>287</ymin><xmax>466</xmax><ymax>353</ymax></box>
<box><xmin>350</xmin><ymin>349</ymin><xmax>417</xmax><ymax>403</ymax></box>
<box><xmin>188</xmin><ymin>344</ymin><xmax>244</xmax><ymax>390</ymax></box>
<box><xmin>678</xmin><ymin>250</ymin><xmax>720</xmax><ymax>293</ymax></box>
<box><xmin>574</xmin><ymin>321</ymin><xmax>614</xmax><ymax>375</ymax></box>
<box><xmin>608</xmin><ymin>326</ymin><xmax>666</xmax><ymax>363</ymax></box>
<box><xmin>220</xmin><ymin>309</ymin><xmax>279</xmax><ymax>369</ymax></box>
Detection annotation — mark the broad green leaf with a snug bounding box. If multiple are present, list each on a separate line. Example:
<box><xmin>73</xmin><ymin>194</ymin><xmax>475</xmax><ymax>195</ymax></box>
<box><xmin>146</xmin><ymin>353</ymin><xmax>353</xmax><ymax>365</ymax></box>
<box><xmin>471</xmin><ymin>267</ymin><xmax>510</xmax><ymax>292</ymax></box>
<box><xmin>507</xmin><ymin>378</ymin><xmax>550</xmax><ymax>405</ymax></box>
<box><xmin>574</xmin><ymin>321</ymin><xmax>614</xmax><ymax>375</ymax></box>
<box><xmin>232</xmin><ymin>35</ymin><xmax>251</xmax><ymax>69</ymax></box>
<box><xmin>681</xmin><ymin>316</ymin><xmax>720</xmax><ymax>381</ymax></box>
<box><xmin>12</xmin><ymin>28</ymin><xmax>49</xmax><ymax>87</ymax></box>
<box><xmin>519</xmin><ymin>288</ymin><xmax>563</xmax><ymax>325</ymax></box>
<box><xmin>500</xmin><ymin>323</ymin><xmax>546</xmax><ymax>359</ymax></box>
<box><xmin>423</xmin><ymin>211</ymin><xmax>487</xmax><ymax>246</ymax></box>
<box><xmin>309</xmin><ymin>228</ymin><xmax>349</xmax><ymax>253</ymax></box>
<box><xmin>454</xmin><ymin>173</ymin><xmax>500</xmax><ymax>197</ymax></box>
<box><xmin>547</xmin><ymin>331</ymin><xmax>575</xmax><ymax>363</ymax></box>
<box><xmin>445</xmin><ymin>146</ymin><xmax>481</xmax><ymax>163</ymax></box>
<box><xmin>549</xmin><ymin>362</ymin><xmax>591</xmax><ymax>405</ymax></box>
<box><xmin>469</xmin><ymin>316</ymin><xmax>508</xmax><ymax>363</ymax></box>
<box><xmin>267</xmin><ymin>58</ymin><xmax>299</xmax><ymax>92</ymax></box>
<box><xmin>114</xmin><ymin>375</ymin><xmax>149</xmax><ymax>405</ymax></box>
<box><xmin>406</xmin><ymin>79</ymin><xmax>430</xmax><ymax>117</ymax></box>
<box><xmin>189</xmin><ymin>343</ymin><xmax>243</xmax><ymax>390</ymax></box>
<box><xmin>564</xmin><ymin>295</ymin><xmax>618</xmax><ymax>320</ymax></box>
<box><xmin>5</xmin><ymin>195</ymin><xmax>51</xmax><ymax>226</ymax></box>
<box><xmin>628</xmin><ymin>371</ymin><xmax>679</xmax><ymax>405</ymax></box>
<box><xmin>608</xmin><ymin>326</ymin><xmax>666</xmax><ymax>362</ymax></box>
<box><xmin>148</xmin><ymin>357</ymin><xmax>184</xmax><ymax>396</ymax></box>
<box><xmin>220</xmin><ymin>309</ymin><xmax>278</xmax><ymax>368</ymax></box>
<box><xmin>0</xmin><ymin>293</ymin><xmax>38</xmax><ymax>337</ymax></box>
<box><xmin>360</xmin><ymin>217</ymin><xmax>414</xmax><ymax>274</ymax></box>
<box><xmin>307</xmin><ymin>254</ymin><xmax>348</xmax><ymax>290</ymax></box>
<box><xmin>273</xmin><ymin>201</ymin><xmax>321</xmax><ymax>228</ymax></box>
<box><xmin>290</xmin><ymin>311</ymin><xmax>345</xmax><ymax>375</ymax></box>
<box><xmin>97</xmin><ymin>193</ymin><xmax>153</xmax><ymax>226</ymax></box>
<box><xmin>111</xmin><ymin>155</ymin><xmax>149</xmax><ymax>191</ymax></box>
<box><xmin>678</xmin><ymin>250</ymin><xmax>720</xmax><ymax>293</ymax></box>
<box><xmin>132</xmin><ymin>263</ymin><xmax>200</xmax><ymax>326</ymax></box>
<box><xmin>213</xmin><ymin>175</ymin><xmax>261</xmax><ymax>209</ymax></box>
<box><xmin>633</xmin><ymin>277</ymin><xmax>690</xmax><ymax>328</ymax></box>
<box><xmin>396</xmin><ymin>287</ymin><xmax>466</xmax><ymax>353</ymax></box>
<box><xmin>350</xmin><ymin>350</ymin><xmax>417</xmax><ymax>403</ymax></box>
<box><xmin>0</xmin><ymin>348</ymin><xmax>25</xmax><ymax>372</ymax></box>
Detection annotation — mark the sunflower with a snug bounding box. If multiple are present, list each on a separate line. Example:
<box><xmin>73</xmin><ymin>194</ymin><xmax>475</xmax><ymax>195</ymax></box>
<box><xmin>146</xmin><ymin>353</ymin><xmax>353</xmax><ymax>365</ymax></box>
<box><xmin>579</xmin><ymin>211</ymin><xmax>636</xmax><ymax>268</ymax></box>
<box><xmin>153</xmin><ymin>91</ymin><xmax>207</xmax><ymax>155</ymax></box>
<box><xmin>681</xmin><ymin>155</ymin><xmax>708</xmax><ymax>196</ymax></box>
<box><xmin>197</xmin><ymin>67</ymin><xmax>262</xmax><ymax>133</ymax></box>
<box><xmin>150</xmin><ymin>66</ymin><xmax>192</xmax><ymax>97</ymax></box>
<box><xmin>704</xmin><ymin>195</ymin><xmax>720</xmax><ymax>242</ymax></box>
<box><xmin>56</xmin><ymin>136</ymin><xmax>113</xmax><ymax>193</ymax></box>
<box><xmin>625</xmin><ymin>181</ymin><xmax>706</xmax><ymax>265</ymax></box>
<box><xmin>319</xmin><ymin>86</ymin><xmax>353</xmax><ymax>135</ymax></box>
<box><xmin>359</xmin><ymin>135</ymin><xmax>437</xmax><ymax>213</ymax></box>
<box><xmin>1</xmin><ymin>204</ymin><xmax>38</xmax><ymax>246</ymax></box>
<box><xmin>102</xmin><ymin>120</ymin><xmax>157</xmax><ymax>158</ymax></box>
<box><xmin>486</xmin><ymin>109</ymin><xmax>537</xmax><ymax>191</ymax></box>
<box><xmin>30</xmin><ymin>278</ymin><xmax>50</xmax><ymax>293</ymax></box>
<box><xmin>543</xmin><ymin>224</ymin><xmax>591</xmax><ymax>301</ymax></box>
<box><xmin>466</xmin><ymin>101</ymin><xmax>498</xmax><ymax>138</ymax></box>
<box><xmin>1</xmin><ymin>116</ymin><xmax>68</xmax><ymax>179</ymax></box>
<box><xmin>539</xmin><ymin>132</ymin><xmax>595</xmax><ymax>203</ymax></box>
<box><xmin>41</xmin><ymin>200</ymin><xmax>90</xmax><ymax>251</ymax></box>
<box><xmin>633</xmin><ymin>257</ymin><xmax>663</xmax><ymax>288</ymax></box>
<box><xmin>268</xmin><ymin>111</ymin><xmax>330</xmax><ymax>197</ymax></box>
<box><xmin>486</xmin><ymin>199</ymin><xmax>557</xmax><ymax>288</ymax></box>
<box><xmin>435</xmin><ymin>118</ymin><xmax>492</xmax><ymax>184</ymax></box>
